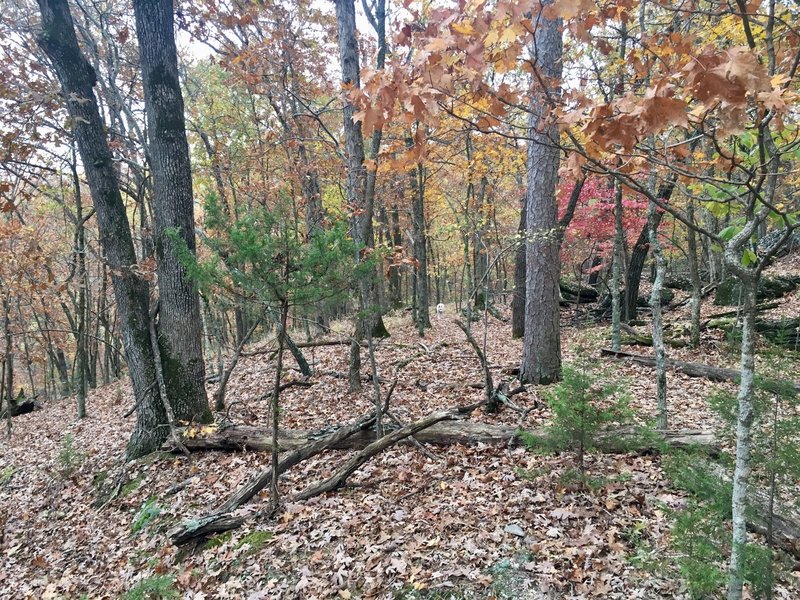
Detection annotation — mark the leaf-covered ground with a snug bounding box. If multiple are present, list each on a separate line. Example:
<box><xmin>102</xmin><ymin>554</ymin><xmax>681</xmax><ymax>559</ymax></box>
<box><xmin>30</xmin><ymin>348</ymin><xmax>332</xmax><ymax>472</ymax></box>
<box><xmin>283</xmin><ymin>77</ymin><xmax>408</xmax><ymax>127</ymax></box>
<box><xmin>1</xmin><ymin>271</ymin><xmax>799</xmax><ymax>599</ymax></box>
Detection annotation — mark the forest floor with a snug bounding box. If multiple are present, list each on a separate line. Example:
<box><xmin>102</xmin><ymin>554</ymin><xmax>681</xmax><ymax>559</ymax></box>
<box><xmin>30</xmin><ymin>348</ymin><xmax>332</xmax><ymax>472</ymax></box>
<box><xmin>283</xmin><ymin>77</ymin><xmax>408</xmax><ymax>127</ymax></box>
<box><xmin>1</xmin><ymin>258</ymin><xmax>800</xmax><ymax>599</ymax></box>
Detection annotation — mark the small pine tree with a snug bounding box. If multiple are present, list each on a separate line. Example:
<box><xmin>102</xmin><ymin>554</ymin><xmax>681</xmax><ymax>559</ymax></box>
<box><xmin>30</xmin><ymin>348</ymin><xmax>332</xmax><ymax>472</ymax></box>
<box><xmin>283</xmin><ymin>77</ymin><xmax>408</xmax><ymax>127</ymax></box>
<box><xmin>522</xmin><ymin>363</ymin><xmax>630</xmax><ymax>473</ymax></box>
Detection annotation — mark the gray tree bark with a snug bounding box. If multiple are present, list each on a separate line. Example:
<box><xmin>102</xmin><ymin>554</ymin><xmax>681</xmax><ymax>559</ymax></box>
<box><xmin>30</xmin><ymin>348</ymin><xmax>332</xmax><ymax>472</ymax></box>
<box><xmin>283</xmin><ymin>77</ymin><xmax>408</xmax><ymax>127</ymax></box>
<box><xmin>623</xmin><ymin>176</ymin><xmax>677</xmax><ymax>322</ymax></box>
<box><xmin>686</xmin><ymin>200</ymin><xmax>703</xmax><ymax>348</ymax></box>
<box><xmin>520</xmin><ymin>6</ymin><xmax>563</xmax><ymax>385</ymax></box>
<box><xmin>132</xmin><ymin>0</ymin><xmax>210</xmax><ymax>425</ymax></box>
<box><xmin>36</xmin><ymin>0</ymin><xmax>165</xmax><ymax>458</ymax></box>
<box><xmin>610</xmin><ymin>183</ymin><xmax>625</xmax><ymax>350</ymax></box>
<box><xmin>511</xmin><ymin>199</ymin><xmax>526</xmax><ymax>339</ymax></box>
<box><xmin>333</xmin><ymin>0</ymin><xmax>388</xmax><ymax>392</ymax></box>
<box><xmin>647</xmin><ymin>200</ymin><xmax>668</xmax><ymax>430</ymax></box>
<box><xmin>727</xmin><ymin>275</ymin><xmax>757</xmax><ymax>599</ymax></box>
<box><xmin>407</xmin><ymin>138</ymin><xmax>431</xmax><ymax>334</ymax></box>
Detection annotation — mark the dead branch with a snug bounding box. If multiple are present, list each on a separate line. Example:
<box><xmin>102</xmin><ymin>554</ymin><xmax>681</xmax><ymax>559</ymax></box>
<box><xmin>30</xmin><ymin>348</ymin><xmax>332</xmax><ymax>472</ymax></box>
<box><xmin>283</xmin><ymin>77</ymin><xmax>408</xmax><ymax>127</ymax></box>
<box><xmin>292</xmin><ymin>400</ymin><xmax>486</xmax><ymax>502</ymax></box>
<box><xmin>168</xmin><ymin>410</ymin><xmax>379</xmax><ymax>545</ymax></box>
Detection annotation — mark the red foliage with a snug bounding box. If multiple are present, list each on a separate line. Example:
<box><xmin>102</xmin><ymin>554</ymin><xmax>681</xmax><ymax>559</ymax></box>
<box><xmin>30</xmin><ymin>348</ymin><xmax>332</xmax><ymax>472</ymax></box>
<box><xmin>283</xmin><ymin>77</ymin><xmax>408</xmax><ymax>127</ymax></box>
<box><xmin>558</xmin><ymin>176</ymin><xmax>648</xmax><ymax>273</ymax></box>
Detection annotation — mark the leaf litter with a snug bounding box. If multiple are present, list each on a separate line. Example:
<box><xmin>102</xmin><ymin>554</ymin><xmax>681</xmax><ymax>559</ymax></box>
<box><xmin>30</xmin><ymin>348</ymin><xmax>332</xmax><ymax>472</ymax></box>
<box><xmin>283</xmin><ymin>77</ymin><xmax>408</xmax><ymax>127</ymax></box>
<box><xmin>1</xmin><ymin>293</ymin><xmax>798</xmax><ymax>599</ymax></box>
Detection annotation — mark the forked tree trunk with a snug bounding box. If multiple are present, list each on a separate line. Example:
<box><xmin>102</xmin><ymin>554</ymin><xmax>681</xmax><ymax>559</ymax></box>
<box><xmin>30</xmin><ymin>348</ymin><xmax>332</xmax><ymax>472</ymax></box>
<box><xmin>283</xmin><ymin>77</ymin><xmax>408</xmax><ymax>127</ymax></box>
<box><xmin>132</xmin><ymin>0</ymin><xmax>210</xmax><ymax>426</ymax></box>
<box><xmin>334</xmin><ymin>0</ymin><xmax>388</xmax><ymax>392</ymax></box>
<box><xmin>520</xmin><ymin>5</ymin><xmax>563</xmax><ymax>384</ymax></box>
<box><xmin>624</xmin><ymin>177</ymin><xmax>676</xmax><ymax>322</ymax></box>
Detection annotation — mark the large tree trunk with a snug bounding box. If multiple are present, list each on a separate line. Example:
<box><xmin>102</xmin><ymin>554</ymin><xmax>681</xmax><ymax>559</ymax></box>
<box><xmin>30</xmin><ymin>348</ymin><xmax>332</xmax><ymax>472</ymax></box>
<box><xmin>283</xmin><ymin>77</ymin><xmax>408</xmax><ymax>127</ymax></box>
<box><xmin>36</xmin><ymin>0</ymin><xmax>165</xmax><ymax>459</ymax></box>
<box><xmin>132</xmin><ymin>0</ymin><xmax>210</xmax><ymax>426</ymax></box>
<box><xmin>513</xmin><ymin>176</ymin><xmax>583</xmax><ymax>339</ymax></box>
<box><xmin>520</xmin><ymin>6</ymin><xmax>562</xmax><ymax>385</ymax></box>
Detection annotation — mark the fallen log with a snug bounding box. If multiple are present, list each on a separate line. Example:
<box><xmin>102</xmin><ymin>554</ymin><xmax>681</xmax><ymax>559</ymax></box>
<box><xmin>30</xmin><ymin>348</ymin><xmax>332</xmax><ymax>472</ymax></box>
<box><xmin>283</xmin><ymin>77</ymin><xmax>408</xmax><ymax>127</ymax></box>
<box><xmin>747</xmin><ymin>481</ymin><xmax>800</xmax><ymax>559</ymax></box>
<box><xmin>621</xmin><ymin>334</ymin><xmax>689</xmax><ymax>349</ymax></box>
<box><xmin>293</xmin><ymin>403</ymin><xmax>484</xmax><ymax>502</ymax></box>
<box><xmin>703</xmin><ymin>302</ymin><xmax>780</xmax><ymax>322</ymax></box>
<box><xmin>600</xmin><ymin>348</ymin><xmax>800</xmax><ymax>394</ymax></box>
<box><xmin>0</xmin><ymin>398</ymin><xmax>42</xmax><ymax>418</ymax></box>
<box><xmin>177</xmin><ymin>421</ymin><xmax>717</xmax><ymax>454</ymax></box>
<box><xmin>169</xmin><ymin>419</ymin><xmax>718</xmax><ymax>545</ymax></box>
<box><xmin>241</xmin><ymin>339</ymin><xmax>363</xmax><ymax>358</ymax></box>
<box><xmin>169</xmin><ymin>401</ymin><xmax>486</xmax><ymax>545</ymax></box>
<box><xmin>560</xmin><ymin>281</ymin><xmax>599</xmax><ymax>303</ymax></box>
<box><xmin>704</xmin><ymin>315</ymin><xmax>800</xmax><ymax>349</ymax></box>
<box><xmin>168</xmin><ymin>410</ymin><xmax>380</xmax><ymax>545</ymax></box>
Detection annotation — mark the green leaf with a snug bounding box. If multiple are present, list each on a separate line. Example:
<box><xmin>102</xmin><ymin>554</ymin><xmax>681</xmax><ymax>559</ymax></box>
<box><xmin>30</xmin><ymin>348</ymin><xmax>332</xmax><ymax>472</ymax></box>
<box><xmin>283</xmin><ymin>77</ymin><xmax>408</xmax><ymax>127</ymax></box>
<box><xmin>719</xmin><ymin>225</ymin><xmax>741</xmax><ymax>242</ymax></box>
<box><xmin>741</xmin><ymin>248</ymin><xmax>757</xmax><ymax>267</ymax></box>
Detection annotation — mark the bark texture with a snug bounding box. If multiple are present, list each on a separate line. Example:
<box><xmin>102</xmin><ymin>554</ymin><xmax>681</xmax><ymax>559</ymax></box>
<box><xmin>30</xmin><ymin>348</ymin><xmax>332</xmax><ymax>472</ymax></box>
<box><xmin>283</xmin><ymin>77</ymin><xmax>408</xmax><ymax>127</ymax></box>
<box><xmin>647</xmin><ymin>200</ymin><xmax>668</xmax><ymax>430</ymax></box>
<box><xmin>132</xmin><ymin>0</ymin><xmax>210</xmax><ymax>425</ymax></box>
<box><xmin>36</xmin><ymin>0</ymin><xmax>165</xmax><ymax>458</ymax></box>
<box><xmin>408</xmin><ymin>153</ymin><xmax>431</xmax><ymax>333</ymax></box>
<box><xmin>511</xmin><ymin>199</ymin><xmax>526</xmax><ymax>339</ymax></box>
<box><xmin>175</xmin><ymin>422</ymin><xmax>717</xmax><ymax>453</ymax></box>
<box><xmin>333</xmin><ymin>0</ymin><xmax>388</xmax><ymax>391</ymax></box>
<box><xmin>520</xmin><ymin>7</ymin><xmax>563</xmax><ymax>384</ymax></box>
<box><xmin>624</xmin><ymin>177</ymin><xmax>676</xmax><ymax>321</ymax></box>
<box><xmin>728</xmin><ymin>279</ymin><xmax>757</xmax><ymax>599</ymax></box>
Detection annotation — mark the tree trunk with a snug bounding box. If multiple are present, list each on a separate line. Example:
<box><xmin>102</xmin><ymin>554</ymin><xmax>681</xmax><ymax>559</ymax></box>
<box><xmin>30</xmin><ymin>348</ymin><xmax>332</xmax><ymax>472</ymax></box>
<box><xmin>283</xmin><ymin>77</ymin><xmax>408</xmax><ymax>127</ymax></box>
<box><xmin>473</xmin><ymin>176</ymin><xmax>490</xmax><ymax>310</ymax></box>
<box><xmin>728</xmin><ymin>278</ymin><xmax>757</xmax><ymax>599</ymax></box>
<box><xmin>132</xmin><ymin>0</ymin><xmax>210</xmax><ymax>425</ymax></box>
<box><xmin>72</xmin><ymin>147</ymin><xmax>88</xmax><ymax>419</ymax></box>
<box><xmin>407</xmin><ymin>143</ymin><xmax>430</xmax><ymax>334</ymax></box>
<box><xmin>334</xmin><ymin>0</ymin><xmax>386</xmax><ymax>392</ymax></box>
<box><xmin>2</xmin><ymin>297</ymin><xmax>13</xmax><ymax>414</ymax></box>
<box><xmin>389</xmin><ymin>202</ymin><xmax>402</xmax><ymax>307</ymax></box>
<box><xmin>624</xmin><ymin>177</ymin><xmax>676</xmax><ymax>321</ymax></box>
<box><xmin>520</xmin><ymin>6</ymin><xmax>562</xmax><ymax>385</ymax></box>
<box><xmin>511</xmin><ymin>199</ymin><xmax>526</xmax><ymax>339</ymax></box>
<box><xmin>36</xmin><ymin>0</ymin><xmax>165</xmax><ymax>459</ymax></box>
<box><xmin>687</xmin><ymin>200</ymin><xmax>702</xmax><ymax>348</ymax></box>
<box><xmin>611</xmin><ymin>183</ymin><xmax>625</xmax><ymax>349</ymax></box>
<box><xmin>178</xmin><ymin>421</ymin><xmax>717</xmax><ymax>455</ymax></box>
<box><xmin>601</xmin><ymin>348</ymin><xmax>800</xmax><ymax>393</ymax></box>
<box><xmin>514</xmin><ymin>176</ymin><xmax>582</xmax><ymax>339</ymax></box>
<box><xmin>648</xmin><ymin>200</ymin><xmax>667</xmax><ymax>429</ymax></box>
